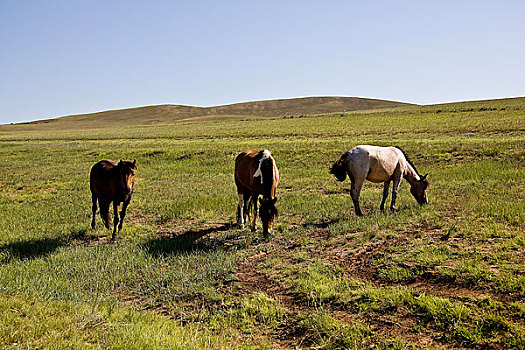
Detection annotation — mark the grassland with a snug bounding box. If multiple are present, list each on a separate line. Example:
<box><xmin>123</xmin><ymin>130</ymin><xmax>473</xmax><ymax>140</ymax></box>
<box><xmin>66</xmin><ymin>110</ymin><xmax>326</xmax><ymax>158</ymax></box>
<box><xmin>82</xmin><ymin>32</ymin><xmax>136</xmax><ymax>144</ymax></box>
<box><xmin>0</xmin><ymin>97</ymin><xmax>524</xmax><ymax>349</ymax></box>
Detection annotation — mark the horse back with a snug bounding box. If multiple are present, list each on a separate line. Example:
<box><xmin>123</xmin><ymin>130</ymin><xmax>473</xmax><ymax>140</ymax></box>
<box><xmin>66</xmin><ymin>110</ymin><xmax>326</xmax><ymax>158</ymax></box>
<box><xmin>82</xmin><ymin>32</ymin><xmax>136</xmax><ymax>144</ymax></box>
<box><xmin>90</xmin><ymin>160</ymin><xmax>119</xmax><ymax>200</ymax></box>
<box><xmin>235</xmin><ymin>150</ymin><xmax>261</xmax><ymax>190</ymax></box>
<box><xmin>348</xmin><ymin>145</ymin><xmax>405</xmax><ymax>183</ymax></box>
<box><xmin>235</xmin><ymin>150</ymin><xmax>278</xmax><ymax>197</ymax></box>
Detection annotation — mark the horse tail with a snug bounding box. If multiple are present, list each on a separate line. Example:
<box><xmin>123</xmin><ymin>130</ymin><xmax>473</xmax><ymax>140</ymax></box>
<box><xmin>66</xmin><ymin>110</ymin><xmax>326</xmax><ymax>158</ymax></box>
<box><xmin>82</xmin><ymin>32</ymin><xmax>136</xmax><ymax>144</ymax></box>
<box><xmin>234</xmin><ymin>152</ymin><xmax>243</xmax><ymax>163</ymax></box>
<box><xmin>89</xmin><ymin>166</ymin><xmax>95</xmax><ymax>193</ymax></box>
<box><xmin>330</xmin><ymin>152</ymin><xmax>349</xmax><ymax>182</ymax></box>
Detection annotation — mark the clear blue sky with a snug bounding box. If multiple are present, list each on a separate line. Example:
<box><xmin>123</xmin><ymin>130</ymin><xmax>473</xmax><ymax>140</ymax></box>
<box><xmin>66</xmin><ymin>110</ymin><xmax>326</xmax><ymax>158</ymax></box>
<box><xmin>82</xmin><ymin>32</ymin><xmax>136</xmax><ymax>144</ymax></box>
<box><xmin>1</xmin><ymin>1</ymin><xmax>524</xmax><ymax>124</ymax></box>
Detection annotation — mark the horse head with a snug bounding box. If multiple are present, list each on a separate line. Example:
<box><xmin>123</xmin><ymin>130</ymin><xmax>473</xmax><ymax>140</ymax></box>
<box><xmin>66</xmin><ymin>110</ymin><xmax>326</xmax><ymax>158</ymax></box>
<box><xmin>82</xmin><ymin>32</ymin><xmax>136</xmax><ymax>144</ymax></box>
<box><xmin>330</xmin><ymin>155</ymin><xmax>348</xmax><ymax>182</ymax></box>
<box><xmin>259</xmin><ymin>197</ymin><xmax>278</xmax><ymax>236</ymax></box>
<box><xmin>410</xmin><ymin>173</ymin><xmax>429</xmax><ymax>205</ymax></box>
<box><xmin>118</xmin><ymin>159</ymin><xmax>137</xmax><ymax>195</ymax></box>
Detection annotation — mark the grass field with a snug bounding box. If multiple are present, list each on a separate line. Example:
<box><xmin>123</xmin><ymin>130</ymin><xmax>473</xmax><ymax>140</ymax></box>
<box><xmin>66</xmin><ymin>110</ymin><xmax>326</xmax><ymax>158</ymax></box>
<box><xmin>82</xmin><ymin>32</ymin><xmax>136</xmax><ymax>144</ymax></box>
<box><xmin>0</xmin><ymin>98</ymin><xmax>524</xmax><ymax>349</ymax></box>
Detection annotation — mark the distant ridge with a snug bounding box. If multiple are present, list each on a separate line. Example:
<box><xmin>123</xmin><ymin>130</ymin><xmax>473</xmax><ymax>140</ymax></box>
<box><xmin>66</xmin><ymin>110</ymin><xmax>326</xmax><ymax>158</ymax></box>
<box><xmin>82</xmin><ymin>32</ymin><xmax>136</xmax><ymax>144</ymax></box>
<box><xmin>202</xmin><ymin>96</ymin><xmax>411</xmax><ymax>117</ymax></box>
<box><xmin>8</xmin><ymin>96</ymin><xmax>412</xmax><ymax>129</ymax></box>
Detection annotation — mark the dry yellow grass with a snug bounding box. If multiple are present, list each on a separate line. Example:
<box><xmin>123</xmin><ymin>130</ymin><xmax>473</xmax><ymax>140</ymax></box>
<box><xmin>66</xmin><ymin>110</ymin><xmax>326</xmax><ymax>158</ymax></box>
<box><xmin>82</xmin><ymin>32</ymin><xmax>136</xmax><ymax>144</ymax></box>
<box><xmin>1</xmin><ymin>96</ymin><xmax>412</xmax><ymax>131</ymax></box>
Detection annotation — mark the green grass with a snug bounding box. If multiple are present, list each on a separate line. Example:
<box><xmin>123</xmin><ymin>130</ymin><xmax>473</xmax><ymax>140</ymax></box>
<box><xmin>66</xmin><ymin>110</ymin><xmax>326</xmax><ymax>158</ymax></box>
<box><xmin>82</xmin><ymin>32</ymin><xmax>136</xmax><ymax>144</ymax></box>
<box><xmin>0</xmin><ymin>98</ymin><xmax>524</xmax><ymax>348</ymax></box>
<box><xmin>0</xmin><ymin>294</ymin><xmax>243</xmax><ymax>349</ymax></box>
<box><xmin>296</xmin><ymin>309</ymin><xmax>372</xmax><ymax>349</ymax></box>
<box><xmin>284</xmin><ymin>259</ymin><xmax>524</xmax><ymax>346</ymax></box>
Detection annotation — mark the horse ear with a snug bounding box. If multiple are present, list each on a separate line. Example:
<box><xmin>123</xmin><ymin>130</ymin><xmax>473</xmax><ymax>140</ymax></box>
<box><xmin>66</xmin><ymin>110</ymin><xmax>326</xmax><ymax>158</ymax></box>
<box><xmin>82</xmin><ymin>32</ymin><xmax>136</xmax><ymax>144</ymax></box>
<box><xmin>272</xmin><ymin>197</ymin><xmax>277</xmax><ymax>204</ymax></box>
<box><xmin>133</xmin><ymin>159</ymin><xmax>136</xmax><ymax>166</ymax></box>
<box><xmin>119</xmin><ymin>159</ymin><xmax>123</xmax><ymax>164</ymax></box>
<box><xmin>421</xmin><ymin>173</ymin><xmax>428</xmax><ymax>181</ymax></box>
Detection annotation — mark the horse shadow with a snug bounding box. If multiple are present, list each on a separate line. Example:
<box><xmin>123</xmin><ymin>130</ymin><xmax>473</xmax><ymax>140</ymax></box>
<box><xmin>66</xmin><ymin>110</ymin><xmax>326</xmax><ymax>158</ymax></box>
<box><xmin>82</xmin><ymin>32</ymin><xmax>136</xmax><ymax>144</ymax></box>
<box><xmin>0</xmin><ymin>236</ymin><xmax>67</xmax><ymax>264</ymax></box>
<box><xmin>142</xmin><ymin>223</ymin><xmax>236</xmax><ymax>257</ymax></box>
<box><xmin>307</xmin><ymin>220</ymin><xmax>337</xmax><ymax>229</ymax></box>
<box><xmin>69</xmin><ymin>227</ymin><xmax>106</xmax><ymax>244</ymax></box>
<box><xmin>0</xmin><ymin>227</ymin><xmax>100</xmax><ymax>264</ymax></box>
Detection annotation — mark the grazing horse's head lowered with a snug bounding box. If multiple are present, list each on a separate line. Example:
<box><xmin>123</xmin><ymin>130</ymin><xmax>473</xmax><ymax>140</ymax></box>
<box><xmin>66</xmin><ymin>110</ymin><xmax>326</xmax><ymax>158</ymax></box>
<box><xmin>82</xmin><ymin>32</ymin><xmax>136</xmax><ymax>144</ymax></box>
<box><xmin>329</xmin><ymin>145</ymin><xmax>429</xmax><ymax>216</ymax></box>
<box><xmin>259</xmin><ymin>197</ymin><xmax>278</xmax><ymax>235</ymax></box>
<box><xmin>118</xmin><ymin>160</ymin><xmax>136</xmax><ymax>196</ymax></box>
<box><xmin>235</xmin><ymin>149</ymin><xmax>279</xmax><ymax>237</ymax></box>
<box><xmin>410</xmin><ymin>173</ymin><xmax>429</xmax><ymax>205</ymax></box>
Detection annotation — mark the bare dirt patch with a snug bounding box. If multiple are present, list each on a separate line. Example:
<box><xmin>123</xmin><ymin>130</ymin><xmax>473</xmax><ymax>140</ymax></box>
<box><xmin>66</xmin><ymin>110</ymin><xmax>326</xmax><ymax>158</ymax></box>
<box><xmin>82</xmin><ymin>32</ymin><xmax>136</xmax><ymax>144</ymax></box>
<box><xmin>232</xmin><ymin>221</ymin><xmax>520</xmax><ymax>348</ymax></box>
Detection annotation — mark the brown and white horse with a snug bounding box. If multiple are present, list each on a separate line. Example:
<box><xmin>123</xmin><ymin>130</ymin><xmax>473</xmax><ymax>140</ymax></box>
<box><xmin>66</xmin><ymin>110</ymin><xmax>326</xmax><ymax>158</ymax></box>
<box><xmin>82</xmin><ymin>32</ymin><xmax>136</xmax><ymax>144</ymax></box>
<box><xmin>235</xmin><ymin>150</ymin><xmax>279</xmax><ymax>236</ymax></box>
<box><xmin>330</xmin><ymin>145</ymin><xmax>428</xmax><ymax>216</ymax></box>
<box><xmin>90</xmin><ymin>159</ymin><xmax>136</xmax><ymax>241</ymax></box>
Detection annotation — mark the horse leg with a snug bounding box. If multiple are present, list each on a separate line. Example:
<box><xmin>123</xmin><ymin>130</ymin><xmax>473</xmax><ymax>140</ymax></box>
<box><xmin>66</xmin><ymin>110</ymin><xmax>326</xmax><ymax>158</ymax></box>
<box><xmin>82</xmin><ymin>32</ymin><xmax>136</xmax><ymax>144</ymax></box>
<box><xmin>251</xmin><ymin>194</ymin><xmax>258</xmax><ymax>232</ymax></box>
<box><xmin>390</xmin><ymin>177</ymin><xmax>402</xmax><ymax>212</ymax></box>
<box><xmin>380</xmin><ymin>180</ymin><xmax>391</xmax><ymax>212</ymax></box>
<box><xmin>243</xmin><ymin>191</ymin><xmax>251</xmax><ymax>224</ymax></box>
<box><xmin>350</xmin><ymin>177</ymin><xmax>364</xmax><ymax>216</ymax></box>
<box><xmin>91</xmin><ymin>193</ymin><xmax>98</xmax><ymax>228</ymax></box>
<box><xmin>118</xmin><ymin>198</ymin><xmax>130</xmax><ymax>232</ymax></box>
<box><xmin>236</xmin><ymin>191</ymin><xmax>245</xmax><ymax>227</ymax></box>
<box><xmin>111</xmin><ymin>202</ymin><xmax>119</xmax><ymax>242</ymax></box>
<box><xmin>99</xmin><ymin>199</ymin><xmax>111</xmax><ymax>229</ymax></box>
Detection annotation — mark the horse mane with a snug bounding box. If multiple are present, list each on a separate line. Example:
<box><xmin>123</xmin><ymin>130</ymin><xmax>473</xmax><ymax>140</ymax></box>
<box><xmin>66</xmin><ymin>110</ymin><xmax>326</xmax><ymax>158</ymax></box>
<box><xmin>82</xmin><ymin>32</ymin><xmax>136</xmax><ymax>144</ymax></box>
<box><xmin>256</xmin><ymin>150</ymin><xmax>276</xmax><ymax>199</ymax></box>
<box><xmin>116</xmin><ymin>160</ymin><xmax>136</xmax><ymax>170</ymax></box>
<box><xmin>394</xmin><ymin>146</ymin><xmax>420</xmax><ymax>176</ymax></box>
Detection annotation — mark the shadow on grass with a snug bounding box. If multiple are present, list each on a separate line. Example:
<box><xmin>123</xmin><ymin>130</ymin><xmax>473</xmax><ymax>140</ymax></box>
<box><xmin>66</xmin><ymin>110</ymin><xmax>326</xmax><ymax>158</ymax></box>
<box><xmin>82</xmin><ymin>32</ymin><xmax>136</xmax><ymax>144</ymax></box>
<box><xmin>142</xmin><ymin>223</ymin><xmax>235</xmax><ymax>257</ymax></box>
<box><xmin>69</xmin><ymin>227</ymin><xmax>106</xmax><ymax>244</ymax></box>
<box><xmin>299</xmin><ymin>219</ymin><xmax>342</xmax><ymax>230</ymax></box>
<box><xmin>0</xmin><ymin>227</ymin><xmax>102</xmax><ymax>264</ymax></box>
<box><xmin>0</xmin><ymin>236</ymin><xmax>67</xmax><ymax>263</ymax></box>
<box><xmin>323</xmin><ymin>188</ymin><xmax>351</xmax><ymax>195</ymax></box>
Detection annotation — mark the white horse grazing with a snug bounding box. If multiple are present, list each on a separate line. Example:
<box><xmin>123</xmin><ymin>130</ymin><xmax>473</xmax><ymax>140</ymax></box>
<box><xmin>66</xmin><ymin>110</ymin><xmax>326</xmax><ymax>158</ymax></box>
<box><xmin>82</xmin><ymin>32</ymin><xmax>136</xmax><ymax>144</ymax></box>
<box><xmin>330</xmin><ymin>145</ymin><xmax>428</xmax><ymax>216</ymax></box>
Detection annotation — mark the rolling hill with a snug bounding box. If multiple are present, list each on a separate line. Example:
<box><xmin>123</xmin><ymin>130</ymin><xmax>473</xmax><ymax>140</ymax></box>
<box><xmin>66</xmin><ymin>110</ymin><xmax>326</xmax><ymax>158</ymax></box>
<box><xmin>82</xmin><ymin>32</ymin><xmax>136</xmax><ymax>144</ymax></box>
<box><xmin>3</xmin><ymin>96</ymin><xmax>413</xmax><ymax>130</ymax></box>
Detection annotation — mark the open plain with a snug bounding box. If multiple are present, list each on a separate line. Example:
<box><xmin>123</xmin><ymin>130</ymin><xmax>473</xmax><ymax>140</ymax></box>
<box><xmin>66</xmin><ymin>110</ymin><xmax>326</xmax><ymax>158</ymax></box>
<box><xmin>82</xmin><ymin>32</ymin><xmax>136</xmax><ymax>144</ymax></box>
<box><xmin>0</xmin><ymin>97</ymin><xmax>524</xmax><ymax>349</ymax></box>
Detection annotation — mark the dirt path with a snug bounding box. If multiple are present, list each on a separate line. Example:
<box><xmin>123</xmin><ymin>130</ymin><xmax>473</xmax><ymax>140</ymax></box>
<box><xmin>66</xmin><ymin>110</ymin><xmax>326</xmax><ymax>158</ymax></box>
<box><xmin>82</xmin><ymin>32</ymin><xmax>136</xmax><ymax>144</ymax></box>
<box><xmin>233</xmin><ymin>225</ymin><xmax>489</xmax><ymax>349</ymax></box>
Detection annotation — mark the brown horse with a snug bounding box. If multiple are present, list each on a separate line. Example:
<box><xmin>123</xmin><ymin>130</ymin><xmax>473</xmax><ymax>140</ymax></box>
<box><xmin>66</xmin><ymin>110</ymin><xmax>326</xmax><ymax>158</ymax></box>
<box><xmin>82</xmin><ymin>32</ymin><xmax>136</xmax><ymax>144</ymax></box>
<box><xmin>330</xmin><ymin>145</ymin><xmax>428</xmax><ymax>216</ymax></box>
<box><xmin>235</xmin><ymin>150</ymin><xmax>279</xmax><ymax>236</ymax></box>
<box><xmin>90</xmin><ymin>159</ymin><xmax>136</xmax><ymax>241</ymax></box>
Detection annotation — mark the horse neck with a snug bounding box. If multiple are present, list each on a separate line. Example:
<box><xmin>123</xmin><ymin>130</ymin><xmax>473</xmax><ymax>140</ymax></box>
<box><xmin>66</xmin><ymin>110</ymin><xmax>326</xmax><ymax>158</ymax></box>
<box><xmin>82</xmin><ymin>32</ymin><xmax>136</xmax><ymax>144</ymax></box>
<box><xmin>110</xmin><ymin>165</ymin><xmax>125</xmax><ymax>191</ymax></box>
<box><xmin>261</xmin><ymin>159</ymin><xmax>276</xmax><ymax>199</ymax></box>
<box><xmin>111</xmin><ymin>165</ymin><xmax>122</xmax><ymax>178</ymax></box>
<box><xmin>403</xmin><ymin>162</ymin><xmax>420</xmax><ymax>184</ymax></box>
